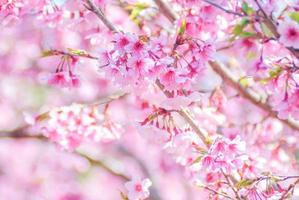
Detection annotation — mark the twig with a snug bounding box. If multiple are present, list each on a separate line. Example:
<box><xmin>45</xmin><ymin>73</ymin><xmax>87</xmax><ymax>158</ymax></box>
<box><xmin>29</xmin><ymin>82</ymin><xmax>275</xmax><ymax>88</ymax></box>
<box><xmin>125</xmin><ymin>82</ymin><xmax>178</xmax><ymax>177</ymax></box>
<box><xmin>118</xmin><ymin>146</ymin><xmax>162</xmax><ymax>200</ymax></box>
<box><xmin>202</xmin><ymin>0</ymin><xmax>244</xmax><ymax>17</ymax></box>
<box><xmin>0</xmin><ymin>131</ymin><xmax>130</xmax><ymax>181</ymax></box>
<box><xmin>202</xmin><ymin>186</ymin><xmax>234</xmax><ymax>200</ymax></box>
<box><xmin>76</xmin><ymin>151</ymin><xmax>130</xmax><ymax>181</ymax></box>
<box><xmin>279</xmin><ymin>179</ymin><xmax>299</xmax><ymax>200</ymax></box>
<box><xmin>278</xmin><ymin>175</ymin><xmax>299</xmax><ymax>182</ymax></box>
<box><xmin>0</xmin><ymin>127</ymin><xmax>46</xmax><ymax>140</ymax></box>
<box><xmin>222</xmin><ymin>170</ymin><xmax>241</xmax><ymax>200</ymax></box>
<box><xmin>177</xmin><ymin>109</ymin><xmax>209</xmax><ymax>147</ymax></box>
<box><xmin>153</xmin><ymin>0</ymin><xmax>178</xmax><ymax>22</ymax></box>
<box><xmin>84</xmin><ymin>0</ymin><xmax>117</xmax><ymax>32</ymax></box>
<box><xmin>88</xmin><ymin>91</ymin><xmax>129</xmax><ymax>107</ymax></box>
<box><xmin>155</xmin><ymin>80</ymin><xmax>209</xmax><ymax>147</ymax></box>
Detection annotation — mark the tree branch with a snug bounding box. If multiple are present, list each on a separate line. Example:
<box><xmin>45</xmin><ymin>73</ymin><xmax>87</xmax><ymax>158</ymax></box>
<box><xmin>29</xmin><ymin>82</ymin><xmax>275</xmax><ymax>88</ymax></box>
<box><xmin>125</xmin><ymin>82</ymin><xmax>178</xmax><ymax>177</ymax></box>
<box><xmin>177</xmin><ymin>109</ymin><xmax>209</xmax><ymax>147</ymax></box>
<box><xmin>76</xmin><ymin>151</ymin><xmax>130</xmax><ymax>181</ymax></box>
<box><xmin>155</xmin><ymin>80</ymin><xmax>209</xmax><ymax>147</ymax></box>
<box><xmin>279</xmin><ymin>178</ymin><xmax>299</xmax><ymax>200</ymax></box>
<box><xmin>87</xmin><ymin>0</ymin><xmax>210</xmax><ymax>148</ymax></box>
<box><xmin>84</xmin><ymin>0</ymin><xmax>117</xmax><ymax>32</ymax></box>
<box><xmin>202</xmin><ymin>0</ymin><xmax>244</xmax><ymax>17</ymax></box>
<box><xmin>202</xmin><ymin>186</ymin><xmax>234</xmax><ymax>200</ymax></box>
<box><xmin>0</xmin><ymin>130</ymin><xmax>130</xmax><ymax>181</ymax></box>
<box><xmin>222</xmin><ymin>170</ymin><xmax>241</xmax><ymax>200</ymax></box>
<box><xmin>209</xmin><ymin>61</ymin><xmax>299</xmax><ymax>131</ymax></box>
<box><xmin>153</xmin><ymin>0</ymin><xmax>178</xmax><ymax>22</ymax></box>
<box><xmin>152</xmin><ymin>0</ymin><xmax>299</xmax><ymax>131</ymax></box>
<box><xmin>118</xmin><ymin>146</ymin><xmax>162</xmax><ymax>200</ymax></box>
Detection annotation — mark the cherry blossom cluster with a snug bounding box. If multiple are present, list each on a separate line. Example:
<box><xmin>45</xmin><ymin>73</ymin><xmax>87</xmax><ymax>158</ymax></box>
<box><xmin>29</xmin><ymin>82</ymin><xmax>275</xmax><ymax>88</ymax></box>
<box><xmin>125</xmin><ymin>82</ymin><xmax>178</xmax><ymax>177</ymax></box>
<box><xmin>100</xmin><ymin>31</ymin><xmax>214</xmax><ymax>97</ymax></box>
<box><xmin>200</xmin><ymin>136</ymin><xmax>247</xmax><ymax>174</ymax></box>
<box><xmin>177</xmin><ymin>0</ymin><xmax>299</xmax><ymax>121</ymax></box>
<box><xmin>138</xmin><ymin>105</ymin><xmax>297</xmax><ymax>199</ymax></box>
<box><xmin>39</xmin><ymin>103</ymin><xmax>122</xmax><ymax>150</ymax></box>
<box><xmin>0</xmin><ymin>0</ymin><xmax>23</xmax><ymax>25</ymax></box>
<box><xmin>0</xmin><ymin>0</ymin><xmax>86</xmax><ymax>27</ymax></box>
<box><xmin>1</xmin><ymin>0</ymin><xmax>299</xmax><ymax>199</ymax></box>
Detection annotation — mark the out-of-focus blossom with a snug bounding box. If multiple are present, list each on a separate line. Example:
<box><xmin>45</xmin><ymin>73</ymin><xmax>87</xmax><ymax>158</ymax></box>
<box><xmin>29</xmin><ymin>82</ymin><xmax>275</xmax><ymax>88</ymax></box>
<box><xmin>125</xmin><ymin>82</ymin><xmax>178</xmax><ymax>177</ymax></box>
<box><xmin>125</xmin><ymin>178</ymin><xmax>152</xmax><ymax>200</ymax></box>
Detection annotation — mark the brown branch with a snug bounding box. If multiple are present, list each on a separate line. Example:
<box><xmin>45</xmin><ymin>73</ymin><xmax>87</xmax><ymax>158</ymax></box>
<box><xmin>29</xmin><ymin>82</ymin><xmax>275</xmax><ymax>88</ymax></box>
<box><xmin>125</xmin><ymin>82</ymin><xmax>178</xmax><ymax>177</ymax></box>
<box><xmin>0</xmin><ymin>130</ymin><xmax>130</xmax><ymax>181</ymax></box>
<box><xmin>202</xmin><ymin>186</ymin><xmax>234</xmax><ymax>200</ymax></box>
<box><xmin>209</xmin><ymin>61</ymin><xmax>299</xmax><ymax>131</ymax></box>
<box><xmin>202</xmin><ymin>0</ymin><xmax>244</xmax><ymax>17</ymax></box>
<box><xmin>118</xmin><ymin>146</ymin><xmax>162</xmax><ymax>200</ymax></box>
<box><xmin>156</xmin><ymin>80</ymin><xmax>209</xmax><ymax>147</ymax></box>
<box><xmin>222</xmin><ymin>170</ymin><xmax>241</xmax><ymax>200</ymax></box>
<box><xmin>153</xmin><ymin>0</ymin><xmax>178</xmax><ymax>22</ymax></box>
<box><xmin>84</xmin><ymin>0</ymin><xmax>117</xmax><ymax>32</ymax></box>
<box><xmin>0</xmin><ymin>92</ymin><xmax>132</xmax><ymax>182</ymax></box>
<box><xmin>279</xmin><ymin>178</ymin><xmax>299</xmax><ymax>200</ymax></box>
<box><xmin>88</xmin><ymin>0</ymin><xmax>299</xmax><ymax>137</ymax></box>
<box><xmin>150</xmin><ymin>1</ymin><xmax>214</xmax><ymax>147</ymax></box>
<box><xmin>88</xmin><ymin>91</ymin><xmax>129</xmax><ymax>107</ymax></box>
<box><xmin>76</xmin><ymin>151</ymin><xmax>130</xmax><ymax>181</ymax></box>
<box><xmin>154</xmin><ymin>0</ymin><xmax>299</xmax><ymax>131</ymax></box>
<box><xmin>87</xmin><ymin>0</ymin><xmax>210</xmax><ymax>148</ymax></box>
<box><xmin>177</xmin><ymin>109</ymin><xmax>209</xmax><ymax>147</ymax></box>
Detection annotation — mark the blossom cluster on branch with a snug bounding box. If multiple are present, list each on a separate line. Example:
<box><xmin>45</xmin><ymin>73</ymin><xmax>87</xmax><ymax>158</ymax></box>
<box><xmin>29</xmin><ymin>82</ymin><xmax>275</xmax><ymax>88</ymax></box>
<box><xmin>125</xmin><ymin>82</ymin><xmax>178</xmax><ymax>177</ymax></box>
<box><xmin>0</xmin><ymin>0</ymin><xmax>299</xmax><ymax>199</ymax></box>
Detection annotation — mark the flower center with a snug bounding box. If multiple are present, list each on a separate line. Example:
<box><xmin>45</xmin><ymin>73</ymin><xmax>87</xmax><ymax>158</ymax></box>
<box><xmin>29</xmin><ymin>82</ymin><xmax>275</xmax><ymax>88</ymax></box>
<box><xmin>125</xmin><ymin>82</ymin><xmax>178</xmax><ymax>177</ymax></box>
<box><xmin>135</xmin><ymin>184</ymin><xmax>142</xmax><ymax>192</ymax></box>
<box><xmin>134</xmin><ymin>41</ymin><xmax>143</xmax><ymax>51</ymax></box>
<box><xmin>287</xmin><ymin>28</ymin><xmax>298</xmax><ymax>39</ymax></box>
<box><xmin>120</xmin><ymin>37</ymin><xmax>129</xmax><ymax>47</ymax></box>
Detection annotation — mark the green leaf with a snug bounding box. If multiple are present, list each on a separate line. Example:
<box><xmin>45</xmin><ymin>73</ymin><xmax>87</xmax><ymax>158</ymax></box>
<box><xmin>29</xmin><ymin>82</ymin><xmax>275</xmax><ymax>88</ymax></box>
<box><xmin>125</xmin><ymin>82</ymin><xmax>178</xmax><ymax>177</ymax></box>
<box><xmin>269</xmin><ymin>67</ymin><xmax>282</xmax><ymax>78</ymax></box>
<box><xmin>67</xmin><ymin>48</ymin><xmax>88</xmax><ymax>56</ymax></box>
<box><xmin>232</xmin><ymin>18</ymin><xmax>249</xmax><ymax>36</ymax></box>
<box><xmin>233</xmin><ymin>24</ymin><xmax>244</xmax><ymax>35</ymax></box>
<box><xmin>239</xmin><ymin>32</ymin><xmax>256</xmax><ymax>38</ymax></box>
<box><xmin>260</xmin><ymin>77</ymin><xmax>272</xmax><ymax>84</ymax></box>
<box><xmin>178</xmin><ymin>19</ymin><xmax>186</xmax><ymax>35</ymax></box>
<box><xmin>239</xmin><ymin>76</ymin><xmax>252</xmax><ymax>87</ymax></box>
<box><xmin>191</xmin><ymin>156</ymin><xmax>203</xmax><ymax>165</ymax></box>
<box><xmin>246</xmin><ymin>51</ymin><xmax>257</xmax><ymax>60</ymax></box>
<box><xmin>242</xmin><ymin>2</ymin><xmax>254</xmax><ymax>15</ymax></box>
<box><xmin>290</xmin><ymin>12</ymin><xmax>299</xmax><ymax>24</ymax></box>
<box><xmin>259</xmin><ymin>66</ymin><xmax>282</xmax><ymax>84</ymax></box>
<box><xmin>126</xmin><ymin>2</ymin><xmax>149</xmax><ymax>24</ymax></box>
<box><xmin>41</xmin><ymin>50</ymin><xmax>57</xmax><ymax>57</ymax></box>
<box><xmin>235</xmin><ymin>179</ymin><xmax>254</xmax><ymax>189</ymax></box>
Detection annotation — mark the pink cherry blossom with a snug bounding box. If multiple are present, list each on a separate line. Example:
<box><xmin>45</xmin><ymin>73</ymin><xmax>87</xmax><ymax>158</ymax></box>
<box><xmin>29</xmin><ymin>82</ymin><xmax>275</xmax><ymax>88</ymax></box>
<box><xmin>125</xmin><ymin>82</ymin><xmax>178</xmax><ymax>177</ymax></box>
<box><xmin>48</xmin><ymin>71</ymin><xmax>69</xmax><ymax>87</ymax></box>
<box><xmin>0</xmin><ymin>0</ymin><xmax>299</xmax><ymax>199</ymax></box>
<box><xmin>114</xmin><ymin>33</ymin><xmax>132</xmax><ymax>54</ymax></box>
<box><xmin>39</xmin><ymin>104</ymin><xmax>122</xmax><ymax>150</ymax></box>
<box><xmin>125</xmin><ymin>178</ymin><xmax>152</xmax><ymax>200</ymax></box>
<box><xmin>278</xmin><ymin>20</ymin><xmax>299</xmax><ymax>49</ymax></box>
